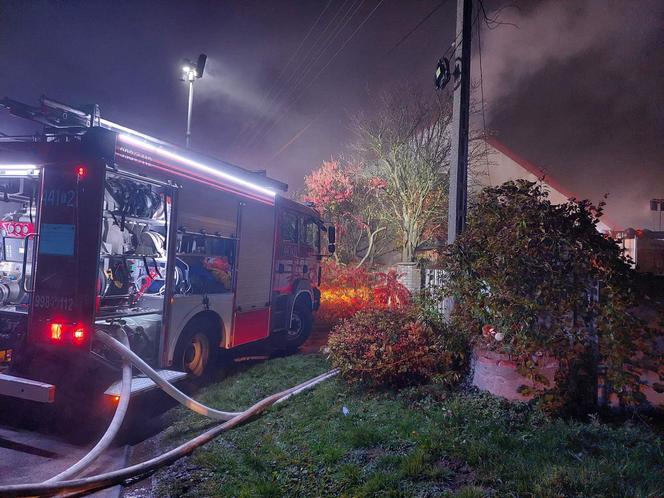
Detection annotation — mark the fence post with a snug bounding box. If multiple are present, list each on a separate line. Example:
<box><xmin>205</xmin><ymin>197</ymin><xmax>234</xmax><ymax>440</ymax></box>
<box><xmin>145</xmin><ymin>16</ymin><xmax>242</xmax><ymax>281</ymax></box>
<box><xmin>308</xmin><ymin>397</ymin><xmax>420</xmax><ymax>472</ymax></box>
<box><xmin>396</xmin><ymin>262</ymin><xmax>421</xmax><ymax>295</ymax></box>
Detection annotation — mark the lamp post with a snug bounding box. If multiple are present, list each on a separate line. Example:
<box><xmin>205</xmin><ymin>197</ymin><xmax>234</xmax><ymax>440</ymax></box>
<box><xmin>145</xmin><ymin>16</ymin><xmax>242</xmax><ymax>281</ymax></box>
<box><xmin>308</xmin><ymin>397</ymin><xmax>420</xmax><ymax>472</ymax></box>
<box><xmin>180</xmin><ymin>54</ymin><xmax>207</xmax><ymax>148</ymax></box>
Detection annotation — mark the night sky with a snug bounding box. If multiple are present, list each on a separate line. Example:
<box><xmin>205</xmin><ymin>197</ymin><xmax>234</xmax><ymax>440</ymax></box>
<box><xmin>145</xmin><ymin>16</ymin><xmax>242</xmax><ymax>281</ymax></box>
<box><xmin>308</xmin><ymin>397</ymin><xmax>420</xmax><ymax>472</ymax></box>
<box><xmin>1</xmin><ymin>0</ymin><xmax>662</xmax><ymax>229</ymax></box>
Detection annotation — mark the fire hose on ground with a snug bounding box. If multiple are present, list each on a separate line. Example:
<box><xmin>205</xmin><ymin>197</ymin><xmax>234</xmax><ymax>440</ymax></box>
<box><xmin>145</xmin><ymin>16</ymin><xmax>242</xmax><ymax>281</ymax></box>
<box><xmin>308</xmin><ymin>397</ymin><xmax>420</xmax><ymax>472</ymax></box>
<box><xmin>0</xmin><ymin>330</ymin><xmax>338</xmax><ymax>497</ymax></box>
<box><xmin>43</xmin><ymin>332</ymin><xmax>134</xmax><ymax>483</ymax></box>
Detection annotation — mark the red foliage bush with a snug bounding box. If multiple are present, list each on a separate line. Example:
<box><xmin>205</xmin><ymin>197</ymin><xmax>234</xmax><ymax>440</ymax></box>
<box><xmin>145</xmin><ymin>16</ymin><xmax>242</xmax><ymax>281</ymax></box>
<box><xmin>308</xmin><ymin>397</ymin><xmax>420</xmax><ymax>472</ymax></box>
<box><xmin>317</xmin><ymin>261</ymin><xmax>410</xmax><ymax>326</ymax></box>
<box><xmin>328</xmin><ymin>308</ymin><xmax>448</xmax><ymax>388</ymax></box>
<box><xmin>373</xmin><ymin>268</ymin><xmax>411</xmax><ymax>307</ymax></box>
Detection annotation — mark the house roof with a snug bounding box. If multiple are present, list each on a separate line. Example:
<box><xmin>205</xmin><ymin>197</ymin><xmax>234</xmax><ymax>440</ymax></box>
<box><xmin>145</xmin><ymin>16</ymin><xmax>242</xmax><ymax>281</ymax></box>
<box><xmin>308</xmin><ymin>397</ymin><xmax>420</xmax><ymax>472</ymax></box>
<box><xmin>485</xmin><ymin>136</ymin><xmax>621</xmax><ymax>231</ymax></box>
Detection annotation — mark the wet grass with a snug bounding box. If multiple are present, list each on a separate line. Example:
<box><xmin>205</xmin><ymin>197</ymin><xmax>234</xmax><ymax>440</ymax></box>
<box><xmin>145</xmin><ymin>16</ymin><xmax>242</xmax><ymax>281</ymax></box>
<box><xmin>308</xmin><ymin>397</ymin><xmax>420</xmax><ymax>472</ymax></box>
<box><xmin>153</xmin><ymin>354</ymin><xmax>663</xmax><ymax>497</ymax></box>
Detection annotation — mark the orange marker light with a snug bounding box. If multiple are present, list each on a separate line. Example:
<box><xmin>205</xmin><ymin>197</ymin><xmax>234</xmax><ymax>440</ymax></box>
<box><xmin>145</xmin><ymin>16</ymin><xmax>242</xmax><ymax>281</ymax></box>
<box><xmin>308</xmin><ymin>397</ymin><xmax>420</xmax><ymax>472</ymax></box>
<box><xmin>50</xmin><ymin>323</ymin><xmax>63</xmax><ymax>341</ymax></box>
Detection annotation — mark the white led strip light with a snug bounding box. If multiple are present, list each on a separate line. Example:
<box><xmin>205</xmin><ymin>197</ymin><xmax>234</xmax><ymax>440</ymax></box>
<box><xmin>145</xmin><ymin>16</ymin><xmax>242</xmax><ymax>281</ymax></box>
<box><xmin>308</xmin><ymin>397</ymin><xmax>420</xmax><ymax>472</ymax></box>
<box><xmin>0</xmin><ymin>164</ymin><xmax>39</xmax><ymax>176</ymax></box>
<box><xmin>117</xmin><ymin>133</ymin><xmax>276</xmax><ymax>198</ymax></box>
<box><xmin>100</xmin><ymin>119</ymin><xmax>162</xmax><ymax>144</ymax></box>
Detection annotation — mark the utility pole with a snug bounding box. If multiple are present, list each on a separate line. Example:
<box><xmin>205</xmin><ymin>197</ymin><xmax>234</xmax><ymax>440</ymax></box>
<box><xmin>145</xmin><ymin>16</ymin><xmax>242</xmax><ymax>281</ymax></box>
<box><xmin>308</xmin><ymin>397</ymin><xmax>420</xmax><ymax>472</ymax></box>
<box><xmin>447</xmin><ymin>0</ymin><xmax>473</xmax><ymax>244</ymax></box>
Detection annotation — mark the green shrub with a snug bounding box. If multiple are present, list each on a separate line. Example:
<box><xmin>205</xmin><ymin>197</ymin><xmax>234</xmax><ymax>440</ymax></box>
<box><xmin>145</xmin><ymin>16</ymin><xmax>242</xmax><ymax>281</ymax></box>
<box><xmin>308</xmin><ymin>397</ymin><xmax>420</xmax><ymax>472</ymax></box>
<box><xmin>440</xmin><ymin>180</ymin><xmax>662</xmax><ymax>411</ymax></box>
<box><xmin>328</xmin><ymin>307</ymin><xmax>467</xmax><ymax>388</ymax></box>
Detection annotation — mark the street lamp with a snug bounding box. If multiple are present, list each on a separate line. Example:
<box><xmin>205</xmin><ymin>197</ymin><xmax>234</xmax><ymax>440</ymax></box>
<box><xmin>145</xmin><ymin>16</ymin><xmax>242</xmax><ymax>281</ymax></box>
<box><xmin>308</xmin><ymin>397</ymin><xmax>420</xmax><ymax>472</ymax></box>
<box><xmin>180</xmin><ymin>53</ymin><xmax>207</xmax><ymax>148</ymax></box>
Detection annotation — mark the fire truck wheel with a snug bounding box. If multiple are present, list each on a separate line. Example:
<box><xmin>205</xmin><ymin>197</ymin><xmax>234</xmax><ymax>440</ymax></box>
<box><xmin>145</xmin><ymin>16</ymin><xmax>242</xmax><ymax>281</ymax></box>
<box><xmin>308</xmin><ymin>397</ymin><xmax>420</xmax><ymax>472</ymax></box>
<box><xmin>286</xmin><ymin>302</ymin><xmax>313</xmax><ymax>350</ymax></box>
<box><xmin>175</xmin><ymin>323</ymin><xmax>218</xmax><ymax>377</ymax></box>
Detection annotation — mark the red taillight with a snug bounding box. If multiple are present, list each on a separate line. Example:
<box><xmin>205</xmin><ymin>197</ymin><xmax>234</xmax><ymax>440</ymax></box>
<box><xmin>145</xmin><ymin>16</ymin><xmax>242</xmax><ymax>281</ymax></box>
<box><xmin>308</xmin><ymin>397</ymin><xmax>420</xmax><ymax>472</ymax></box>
<box><xmin>76</xmin><ymin>165</ymin><xmax>86</xmax><ymax>177</ymax></box>
<box><xmin>50</xmin><ymin>323</ymin><xmax>63</xmax><ymax>341</ymax></box>
<box><xmin>48</xmin><ymin>322</ymin><xmax>88</xmax><ymax>345</ymax></box>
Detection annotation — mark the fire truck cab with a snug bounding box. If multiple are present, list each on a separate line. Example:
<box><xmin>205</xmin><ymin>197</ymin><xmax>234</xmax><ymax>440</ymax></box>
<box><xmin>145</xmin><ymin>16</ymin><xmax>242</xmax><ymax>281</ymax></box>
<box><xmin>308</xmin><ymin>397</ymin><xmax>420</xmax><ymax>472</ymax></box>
<box><xmin>0</xmin><ymin>97</ymin><xmax>333</xmax><ymax>403</ymax></box>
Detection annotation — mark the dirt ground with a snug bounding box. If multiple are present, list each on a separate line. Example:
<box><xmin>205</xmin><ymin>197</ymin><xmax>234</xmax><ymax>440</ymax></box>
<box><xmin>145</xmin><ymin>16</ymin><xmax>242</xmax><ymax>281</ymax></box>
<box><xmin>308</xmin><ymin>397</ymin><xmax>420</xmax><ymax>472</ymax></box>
<box><xmin>300</xmin><ymin>322</ymin><xmax>331</xmax><ymax>354</ymax></box>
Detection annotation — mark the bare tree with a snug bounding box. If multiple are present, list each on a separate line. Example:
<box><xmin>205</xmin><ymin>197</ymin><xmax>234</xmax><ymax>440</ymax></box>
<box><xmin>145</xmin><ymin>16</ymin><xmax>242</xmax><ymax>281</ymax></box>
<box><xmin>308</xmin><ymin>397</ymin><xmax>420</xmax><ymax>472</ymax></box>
<box><xmin>352</xmin><ymin>88</ymin><xmax>493</xmax><ymax>262</ymax></box>
<box><xmin>346</xmin><ymin>172</ymin><xmax>394</xmax><ymax>267</ymax></box>
<box><xmin>353</xmin><ymin>91</ymin><xmax>453</xmax><ymax>262</ymax></box>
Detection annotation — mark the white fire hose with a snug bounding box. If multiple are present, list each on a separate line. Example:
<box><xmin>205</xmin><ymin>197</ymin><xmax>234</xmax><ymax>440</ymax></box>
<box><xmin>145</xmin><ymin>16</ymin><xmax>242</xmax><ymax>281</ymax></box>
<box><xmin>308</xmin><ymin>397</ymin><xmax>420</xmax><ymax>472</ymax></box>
<box><xmin>43</xmin><ymin>331</ymin><xmax>134</xmax><ymax>483</ymax></box>
<box><xmin>95</xmin><ymin>329</ymin><xmax>243</xmax><ymax>421</ymax></box>
<box><xmin>0</xmin><ymin>329</ymin><xmax>338</xmax><ymax>497</ymax></box>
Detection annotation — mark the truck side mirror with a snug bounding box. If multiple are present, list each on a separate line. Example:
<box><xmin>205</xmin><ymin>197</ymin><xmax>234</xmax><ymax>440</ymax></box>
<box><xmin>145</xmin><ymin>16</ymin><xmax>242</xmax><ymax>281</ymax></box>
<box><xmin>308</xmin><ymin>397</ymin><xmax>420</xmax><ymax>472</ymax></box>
<box><xmin>327</xmin><ymin>225</ymin><xmax>336</xmax><ymax>244</ymax></box>
<box><xmin>327</xmin><ymin>225</ymin><xmax>336</xmax><ymax>254</ymax></box>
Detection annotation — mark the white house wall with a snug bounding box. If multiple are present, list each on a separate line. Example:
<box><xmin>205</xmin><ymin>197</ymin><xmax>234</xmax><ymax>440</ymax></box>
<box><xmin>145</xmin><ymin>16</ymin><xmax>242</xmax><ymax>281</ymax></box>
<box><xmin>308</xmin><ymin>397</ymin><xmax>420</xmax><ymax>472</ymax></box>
<box><xmin>483</xmin><ymin>140</ymin><xmax>612</xmax><ymax>234</ymax></box>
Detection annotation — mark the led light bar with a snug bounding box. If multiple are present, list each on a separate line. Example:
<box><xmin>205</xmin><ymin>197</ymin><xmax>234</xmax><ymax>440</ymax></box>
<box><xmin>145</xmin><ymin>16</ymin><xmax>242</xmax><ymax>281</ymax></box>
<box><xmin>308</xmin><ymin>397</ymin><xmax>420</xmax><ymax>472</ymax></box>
<box><xmin>99</xmin><ymin>119</ymin><xmax>165</xmax><ymax>145</ymax></box>
<box><xmin>0</xmin><ymin>164</ymin><xmax>39</xmax><ymax>176</ymax></box>
<box><xmin>0</xmin><ymin>164</ymin><xmax>38</xmax><ymax>169</ymax></box>
<box><xmin>117</xmin><ymin>134</ymin><xmax>277</xmax><ymax>198</ymax></box>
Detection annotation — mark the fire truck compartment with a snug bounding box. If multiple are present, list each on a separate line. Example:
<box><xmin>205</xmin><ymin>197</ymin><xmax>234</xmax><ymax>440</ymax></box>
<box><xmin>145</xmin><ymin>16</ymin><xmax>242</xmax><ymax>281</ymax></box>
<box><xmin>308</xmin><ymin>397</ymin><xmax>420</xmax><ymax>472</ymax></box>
<box><xmin>0</xmin><ymin>175</ymin><xmax>39</xmax><ymax>313</ymax></box>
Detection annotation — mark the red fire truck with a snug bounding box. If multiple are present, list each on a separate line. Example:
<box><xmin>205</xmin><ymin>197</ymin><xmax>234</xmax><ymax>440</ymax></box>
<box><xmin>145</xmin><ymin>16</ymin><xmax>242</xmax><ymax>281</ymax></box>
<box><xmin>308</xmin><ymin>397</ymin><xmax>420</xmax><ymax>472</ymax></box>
<box><xmin>0</xmin><ymin>96</ymin><xmax>334</xmax><ymax>404</ymax></box>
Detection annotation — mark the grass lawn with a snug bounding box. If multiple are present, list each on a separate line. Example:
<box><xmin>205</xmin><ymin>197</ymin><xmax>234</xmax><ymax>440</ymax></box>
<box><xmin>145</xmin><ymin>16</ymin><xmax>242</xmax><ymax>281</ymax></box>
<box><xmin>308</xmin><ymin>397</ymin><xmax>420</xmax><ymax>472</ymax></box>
<box><xmin>153</xmin><ymin>354</ymin><xmax>663</xmax><ymax>498</ymax></box>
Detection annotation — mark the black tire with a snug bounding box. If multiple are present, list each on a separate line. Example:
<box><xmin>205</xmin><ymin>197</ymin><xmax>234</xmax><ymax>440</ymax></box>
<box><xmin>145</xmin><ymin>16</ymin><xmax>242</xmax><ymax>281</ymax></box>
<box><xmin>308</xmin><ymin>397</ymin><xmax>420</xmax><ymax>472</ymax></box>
<box><xmin>174</xmin><ymin>319</ymin><xmax>219</xmax><ymax>377</ymax></box>
<box><xmin>285</xmin><ymin>301</ymin><xmax>313</xmax><ymax>351</ymax></box>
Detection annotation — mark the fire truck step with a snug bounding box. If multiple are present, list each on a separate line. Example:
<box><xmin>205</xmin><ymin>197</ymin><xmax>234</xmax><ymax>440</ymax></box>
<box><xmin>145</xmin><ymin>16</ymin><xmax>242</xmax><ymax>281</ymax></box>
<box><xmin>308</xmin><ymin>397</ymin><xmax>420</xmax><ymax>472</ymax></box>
<box><xmin>103</xmin><ymin>369</ymin><xmax>188</xmax><ymax>398</ymax></box>
<box><xmin>0</xmin><ymin>373</ymin><xmax>55</xmax><ymax>403</ymax></box>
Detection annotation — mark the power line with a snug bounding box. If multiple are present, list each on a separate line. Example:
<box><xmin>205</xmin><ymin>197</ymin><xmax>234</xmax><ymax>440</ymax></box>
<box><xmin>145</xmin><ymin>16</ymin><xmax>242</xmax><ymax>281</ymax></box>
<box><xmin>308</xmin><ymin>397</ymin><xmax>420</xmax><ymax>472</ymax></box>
<box><xmin>255</xmin><ymin>0</ymin><xmax>385</xmax><ymax>151</ymax></box>
<box><xmin>387</xmin><ymin>0</ymin><xmax>450</xmax><ymax>55</ymax></box>
<box><xmin>307</xmin><ymin>0</ymin><xmax>384</xmax><ymax>96</ymax></box>
<box><xmin>246</xmin><ymin>0</ymin><xmax>366</xmax><ymax>149</ymax></box>
<box><xmin>236</xmin><ymin>0</ymin><xmax>351</xmax><ymax>147</ymax></box>
<box><xmin>478</xmin><ymin>0</ymin><xmax>519</xmax><ymax>30</ymax></box>
<box><xmin>234</xmin><ymin>0</ymin><xmax>343</xmax><ymax>147</ymax></box>
<box><xmin>284</xmin><ymin>0</ymin><xmax>366</xmax><ymax>101</ymax></box>
<box><xmin>262</xmin><ymin>0</ymin><xmax>334</xmax><ymax>102</ymax></box>
<box><xmin>242</xmin><ymin>0</ymin><xmax>360</xmax><ymax>149</ymax></box>
<box><xmin>476</xmin><ymin>2</ymin><xmax>491</xmax><ymax>184</ymax></box>
<box><xmin>439</xmin><ymin>3</ymin><xmax>482</xmax><ymax>67</ymax></box>
<box><xmin>267</xmin><ymin>111</ymin><xmax>323</xmax><ymax>163</ymax></box>
<box><xmin>230</xmin><ymin>0</ymin><xmax>334</xmax><ymax>148</ymax></box>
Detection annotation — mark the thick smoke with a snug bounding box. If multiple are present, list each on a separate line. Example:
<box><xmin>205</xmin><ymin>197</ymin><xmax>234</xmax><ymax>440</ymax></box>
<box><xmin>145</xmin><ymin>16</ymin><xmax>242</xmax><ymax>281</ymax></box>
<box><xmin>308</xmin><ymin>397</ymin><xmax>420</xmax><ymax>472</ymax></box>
<box><xmin>476</xmin><ymin>0</ymin><xmax>664</xmax><ymax>229</ymax></box>
<box><xmin>478</xmin><ymin>0</ymin><xmax>663</xmax><ymax>117</ymax></box>
<box><xmin>197</xmin><ymin>57</ymin><xmax>269</xmax><ymax>116</ymax></box>
<box><xmin>197</xmin><ymin>57</ymin><xmax>295</xmax><ymax>122</ymax></box>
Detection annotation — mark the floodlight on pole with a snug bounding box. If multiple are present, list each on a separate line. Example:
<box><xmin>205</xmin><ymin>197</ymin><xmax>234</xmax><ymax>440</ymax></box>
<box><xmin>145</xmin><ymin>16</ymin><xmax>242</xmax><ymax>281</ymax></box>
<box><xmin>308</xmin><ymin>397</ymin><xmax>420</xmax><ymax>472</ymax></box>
<box><xmin>180</xmin><ymin>53</ymin><xmax>207</xmax><ymax>148</ymax></box>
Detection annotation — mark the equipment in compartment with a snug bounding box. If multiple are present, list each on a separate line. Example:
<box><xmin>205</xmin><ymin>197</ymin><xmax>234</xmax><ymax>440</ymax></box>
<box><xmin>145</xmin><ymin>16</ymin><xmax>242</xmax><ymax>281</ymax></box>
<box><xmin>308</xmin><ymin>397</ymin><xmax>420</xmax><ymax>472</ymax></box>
<box><xmin>95</xmin><ymin>314</ymin><xmax>161</xmax><ymax>365</ymax></box>
<box><xmin>0</xmin><ymin>178</ymin><xmax>34</xmax><ymax>199</ymax></box>
<box><xmin>0</xmin><ymin>280</ymin><xmax>21</xmax><ymax>305</ymax></box>
<box><xmin>98</xmin><ymin>256</ymin><xmax>171</xmax><ymax>309</ymax></box>
<box><xmin>175</xmin><ymin>229</ymin><xmax>235</xmax><ymax>294</ymax></box>
<box><xmin>0</xmin><ymin>180</ymin><xmax>38</xmax><ymax>307</ymax></box>
<box><xmin>105</xmin><ymin>176</ymin><xmax>164</xmax><ymax>222</ymax></box>
<box><xmin>0</xmin><ymin>223</ymin><xmax>27</xmax><ymax>306</ymax></box>
<box><xmin>99</xmin><ymin>174</ymin><xmax>170</xmax><ymax>310</ymax></box>
<box><xmin>0</xmin><ymin>313</ymin><xmax>25</xmax><ymax>364</ymax></box>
